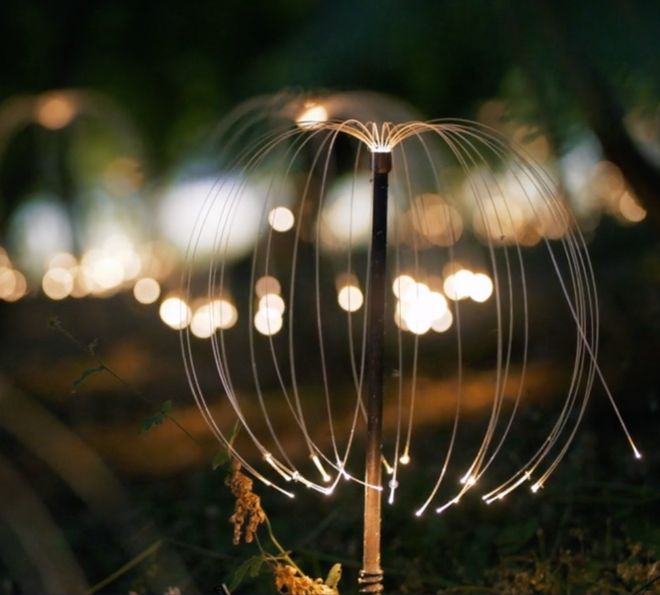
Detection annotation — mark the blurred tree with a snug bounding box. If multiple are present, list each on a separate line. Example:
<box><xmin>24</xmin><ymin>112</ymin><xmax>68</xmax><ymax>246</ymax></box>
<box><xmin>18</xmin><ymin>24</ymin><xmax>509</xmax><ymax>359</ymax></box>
<box><xmin>0</xmin><ymin>0</ymin><xmax>658</xmax><ymax>217</ymax></box>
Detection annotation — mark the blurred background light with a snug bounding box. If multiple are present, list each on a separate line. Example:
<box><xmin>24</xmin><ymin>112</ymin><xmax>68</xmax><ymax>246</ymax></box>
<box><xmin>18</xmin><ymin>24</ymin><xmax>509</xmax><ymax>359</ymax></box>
<box><xmin>254</xmin><ymin>307</ymin><xmax>283</xmax><ymax>336</ymax></box>
<box><xmin>157</xmin><ymin>175</ymin><xmax>263</xmax><ymax>261</ymax></box>
<box><xmin>159</xmin><ymin>296</ymin><xmax>192</xmax><ymax>330</ymax></box>
<box><xmin>268</xmin><ymin>206</ymin><xmax>295</xmax><ymax>232</ymax></box>
<box><xmin>133</xmin><ymin>277</ymin><xmax>161</xmax><ymax>305</ymax></box>
<box><xmin>8</xmin><ymin>195</ymin><xmax>74</xmax><ymax>278</ymax></box>
<box><xmin>337</xmin><ymin>284</ymin><xmax>364</xmax><ymax>313</ymax></box>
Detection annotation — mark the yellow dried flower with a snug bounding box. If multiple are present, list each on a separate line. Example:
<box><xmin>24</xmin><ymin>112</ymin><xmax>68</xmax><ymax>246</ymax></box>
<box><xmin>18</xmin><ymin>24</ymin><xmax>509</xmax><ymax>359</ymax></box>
<box><xmin>273</xmin><ymin>564</ymin><xmax>338</xmax><ymax>595</ymax></box>
<box><xmin>227</xmin><ymin>460</ymin><xmax>266</xmax><ymax>545</ymax></box>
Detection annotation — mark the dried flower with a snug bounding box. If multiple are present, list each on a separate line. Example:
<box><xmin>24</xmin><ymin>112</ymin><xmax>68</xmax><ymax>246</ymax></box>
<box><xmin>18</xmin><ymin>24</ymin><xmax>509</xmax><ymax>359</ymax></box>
<box><xmin>273</xmin><ymin>564</ymin><xmax>338</xmax><ymax>595</ymax></box>
<box><xmin>227</xmin><ymin>460</ymin><xmax>266</xmax><ymax>545</ymax></box>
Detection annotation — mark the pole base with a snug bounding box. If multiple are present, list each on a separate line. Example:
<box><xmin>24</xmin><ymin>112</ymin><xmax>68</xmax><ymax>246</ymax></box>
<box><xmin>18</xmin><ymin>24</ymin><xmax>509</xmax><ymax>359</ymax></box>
<box><xmin>358</xmin><ymin>570</ymin><xmax>384</xmax><ymax>593</ymax></box>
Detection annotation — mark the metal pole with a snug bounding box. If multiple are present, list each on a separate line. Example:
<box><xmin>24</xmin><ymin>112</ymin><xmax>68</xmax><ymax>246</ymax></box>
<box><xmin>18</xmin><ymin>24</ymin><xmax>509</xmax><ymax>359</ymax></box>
<box><xmin>359</xmin><ymin>150</ymin><xmax>391</xmax><ymax>594</ymax></box>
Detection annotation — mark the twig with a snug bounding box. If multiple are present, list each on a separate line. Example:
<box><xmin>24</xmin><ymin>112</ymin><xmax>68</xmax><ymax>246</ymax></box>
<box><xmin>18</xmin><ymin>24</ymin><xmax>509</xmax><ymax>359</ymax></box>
<box><xmin>49</xmin><ymin>317</ymin><xmax>201</xmax><ymax>447</ymax></box>
<box><xmin>83</xmin><ymin>539</ymin><xmax>163</xmax><ymax>595</ymax></box>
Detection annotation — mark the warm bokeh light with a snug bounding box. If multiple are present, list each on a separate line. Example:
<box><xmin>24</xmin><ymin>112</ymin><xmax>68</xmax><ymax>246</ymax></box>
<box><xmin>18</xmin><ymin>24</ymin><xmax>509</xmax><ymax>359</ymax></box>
<box><xmin>472</xmin><ymin>195</ymin><xmax>524</xmax><ymax>244</ymax></box>
<box><xmin>295</xmin><ymin>103</ymin><xmax>328</xmax><ymax>130</ymax></box>
<box><xmin>431</xmin><ymin>309</ymin><xmax>453</xmax><ymax>333</ymax></box>
<box><xmin>190</xmin><ymin>304</ymin><xmax>215</xmax><ymax>339</ymax></box>
<box><xmin>84</xmin><ymin>253</ymin><xmax>125</xmax><ymax>290</ymax></box>
<box><xmin>469</xmin><ymin>273</ymin><xmax>494</xmax><ymax>303</ymax></box>
<box><xmin>410</xmin><ymin>193</ymin><xmax>463</xmax><ymax>246</ymax></box>
<box><xmin>133</xmin><ymin>277</ymin><xmax>161</xmax><ymax>304</ymax></box>
<box><xmin>267</xmin><ymin>206</ymin><xmax>295</xmax><ymax>232</ymax></box>
<box><xmin>258</xmin><ymin>293</ymin><xmax>285</xmax><ymax>315</ymax></box>
<box><xmin>619</xmin><ymin>191</ymin><xmax>647</xmax><ymax>223</ymax></box>
<box><xmin>337</xmin><ymin>285</ymin><xmax>364</xmax><ymax>312</ymax></box>
<box><xmin>69</xmin><ymin>266</ymin><xmax>93</xmax><ymax>298</ymax></box>
<box><xmin>397</xmin><ymin>289</ymin><xmax>448</xmax><ymax>335</ymax></box>
<box><xmin>5</xmin><ymin>270</ymin><xmax>27</xmax><ymax>302</ymax></box>
<box><xmin>77</xmin><ymin>236</ymin><xmax>143</xmax><ymax>295</ymax></box>
<box><xmin>0</xmin><ymin>267</ymin><xmax>17</xmax><ymax>300</ymax></box>
<box><xmin>400</xmin><ymin>281</ymin><xmax>430</xmax><ymax>304</ymax></box>
<box><xmin>209</xmin><ymin>298</ymin><xmax>238</xmax><ymax>330</ymax></box>
<box><xmin>392</xmin><ymin>274</ymin><xmax>416</xmax><ymax>299</ymax></box>
<box><xmin>42</xmin><ymin>267</ymin><xmax>74</xmax><ymax>300</ymax></box>
<box><xmin>48</xmin><ymin>252</ymin><xmax>77</xmax><ymax>270</ymax></box>
<box><xmin>254</xmin><ymin>307</ymin><xmax>283</xmax><ymax>336</ymax></box>
<box><xmin>34</xmin><ymin>92</ymin><xmax>77</xmax><ymax>129</ymax></box>
<box><xmin>159</xmin><ymin>296</ymin><xmax>192</xmax><ymax>330</ymax></box>
<box><xmin>255</xmin><ymin>275</ymin><xmax>281</xmax><ymax>298</ymax></box>
<box><xmin>443</xmin><ymin>269</ymin><xmax>474</xmax><ymax>301</ymax></box>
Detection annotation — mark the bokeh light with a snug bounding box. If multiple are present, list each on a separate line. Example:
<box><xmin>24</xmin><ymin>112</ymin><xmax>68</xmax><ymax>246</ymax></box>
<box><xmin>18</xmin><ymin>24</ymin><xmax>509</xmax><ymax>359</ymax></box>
<box><xmin>259</xmin><ymin>293</ymin><xmax>285</xmax><ymax>315</ymax></box>
<box><xmin>0</xmin><ymin>267</ymin><xmax>17</xmax><ymax>300</ymax></box>
<box><xmin>469</xmin><ymin>273</ymin><xmax>494</xmax><ymax>303</ymax></box>
<box><xmin>337</xmin><ymin>285</ymin><xmax>364</xmax><ymax>312</ymax></box>
<box><xmin>158</xmin><ymin>175</ymin><xmax>262</xmax><ymax>261</ymax></box>
<box><xmin>392</xmin><ymin>274</ymin><xmax>416</xmax><ymax>299</ymax></box>
<box><xmin>255</xmin><ymin>275</ymin><xmax>281</xmax><ymax>298</ymax></box>
<box><xmin>159</xmin><ymin>296</ymin><xmax>192</xmax><ymax>330</ymax></box>
<box><xmin>431</xmin><ymin>309</ymin><xmax>453</xmax><ymax>333</ymax></box>
<box><xmin>443</xmin><ymin>269</ymin><xmax>474</xmax><ymax>301</ymax></box>
<box><xmin>321</xmin><ymin>175</ymin><xmax>373</xmax><ymax>250</ymax></box>
<box><xmin>209</xmin><ymin>298</ymin><xmax>238</xmax><ymax>330</ymax></box>
<box><xmin>268</xmin><ymin>207</ymin><xmax>295</xmax><ymax>232</ymax></box>
<box><xmin>34</xmin><ymin>92</ymin><xmax>77</xmax><ymax>129</ymax></box>
<box><xmin>190</xmin><ymin>304</ymin><xmax>216</xmax><ymax>339</ymax></box>
<box><xmin>42</xmin><ymin>267</ymin><xmax>74</xmax><ymax>300</ymax></box>
<box><xmin>619</xmin><ymin>191</ymin><xmax>646</xmax><ymax>223</ymax></box>
<box><xmin>133</xmin><ymin>277</ymin><xmax>161</xmax><ymax>304</ymax></box>
<box><xmin>254</xmin><ymin>307</ymin><xmax>283</xmax><ymax>336</ymax></box>
<box><xmin>8</xmin><ymin>195</ymin><xmax>73</xmax><ymax>276</ymax></box>
<box><xmin>295</xmin><ymin>103</ymin><xmax>328</xmax><ymax>130</ymax></box>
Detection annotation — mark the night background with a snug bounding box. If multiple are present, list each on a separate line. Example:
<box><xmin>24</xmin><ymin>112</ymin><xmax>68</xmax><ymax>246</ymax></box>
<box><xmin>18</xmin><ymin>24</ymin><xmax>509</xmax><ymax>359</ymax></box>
<box><xmin>0</xmin><ymin>1</ymin><xmax>659</xmax><ymax>594</ymax></box>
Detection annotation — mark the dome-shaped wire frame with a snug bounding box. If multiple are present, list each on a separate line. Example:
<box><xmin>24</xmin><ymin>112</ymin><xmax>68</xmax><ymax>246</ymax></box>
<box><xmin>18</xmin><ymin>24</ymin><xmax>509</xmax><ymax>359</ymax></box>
<box><xmin>181</xmin><ymin>93</ymin><xmax>640</xmax><ymax>517</ymax></box>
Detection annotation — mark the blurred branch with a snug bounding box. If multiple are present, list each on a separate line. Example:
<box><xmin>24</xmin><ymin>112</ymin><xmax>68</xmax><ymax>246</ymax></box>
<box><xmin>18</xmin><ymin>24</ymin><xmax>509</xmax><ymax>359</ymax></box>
<box><xmin>539</xmin><ymin>0</ymin><xmax>660</xmax><ymax>228</ymax></box>
<box><xmin>48</xmin><ymin>316</ymin><xmax>201</xmax><ymax>446</ymax></box>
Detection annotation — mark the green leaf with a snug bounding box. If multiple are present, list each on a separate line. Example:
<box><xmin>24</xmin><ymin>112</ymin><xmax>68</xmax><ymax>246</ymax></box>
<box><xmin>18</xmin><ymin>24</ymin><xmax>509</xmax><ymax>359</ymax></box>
<box><xmin>139</xmin><ymin>400</ymin><xmax>174</xmax><ymax>434</ymax></box>
<box><xmin>248</xmin><ymin>557</ymin><xmax>263</xmax><ymax>578</ymax></box>
<box><xmin>228</xmin><ymin>556</ymin><xmax>262</xmax><ymax>592</ymax></box>
<box><xmin>140</xmin><ymin>416</ymin><xmax>159</xmax><ymax>434</ymax></box>
<box><xmin>212</xmin><ymin>449</ymin><xmax>230</xmax><ymax>470</ymax></box>
<box><xmin>72</xmin><ymin>365</ymin><xmax>105</xmax><ymax>393</ymax></box>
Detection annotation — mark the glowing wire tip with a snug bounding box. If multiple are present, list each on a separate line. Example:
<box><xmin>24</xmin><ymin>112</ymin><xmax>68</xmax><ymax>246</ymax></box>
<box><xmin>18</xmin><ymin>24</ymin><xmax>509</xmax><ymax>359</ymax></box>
<box><xmin>633</xmin><ymin>448</ymin><xmax>642</xmax><ymax>460</ymax></box>
<box><xmin>435</xmin><ymin>498</ymin><xmax>460</xmax><ymax>515</ymax></box>
<box><xmin>382</xmin><ymin>458</ymin><xmax>394</xmax><ymax>474</ymax></box>
<box><xmin>399</xmin><ymin>454</ymin><xmax>410</xmax><ymax>465</ymax></box>
<box><xmin>311</xmin><ymin>454</ymin><xmax>332</xmax><ymax>482</ymax></box>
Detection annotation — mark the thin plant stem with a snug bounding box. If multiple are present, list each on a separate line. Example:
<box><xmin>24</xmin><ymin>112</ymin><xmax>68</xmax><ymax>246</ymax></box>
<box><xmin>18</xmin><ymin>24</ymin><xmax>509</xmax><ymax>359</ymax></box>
<box><xmin>49</xmin><ymin>317</ymin><xmax>201</xmax><ymax>447</ymax></box>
